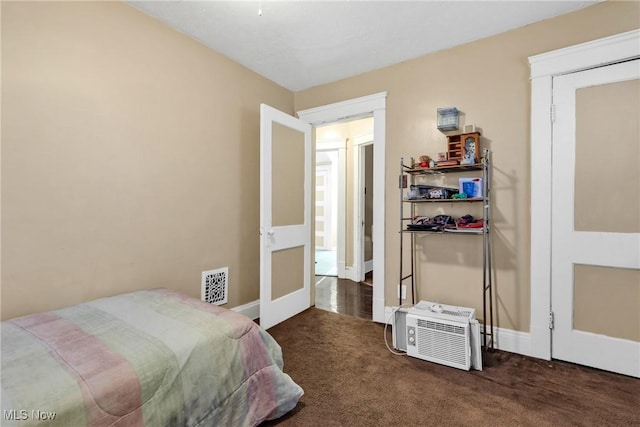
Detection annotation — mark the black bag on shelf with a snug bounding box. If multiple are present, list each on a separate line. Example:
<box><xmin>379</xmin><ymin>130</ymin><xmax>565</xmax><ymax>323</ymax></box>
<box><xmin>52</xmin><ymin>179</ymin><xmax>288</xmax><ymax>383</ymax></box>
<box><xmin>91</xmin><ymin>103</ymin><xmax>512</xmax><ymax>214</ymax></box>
<box><xmin>406</xmin><ymin>215</ymin><xmax>454</xmax><ymax>231</ymax></box>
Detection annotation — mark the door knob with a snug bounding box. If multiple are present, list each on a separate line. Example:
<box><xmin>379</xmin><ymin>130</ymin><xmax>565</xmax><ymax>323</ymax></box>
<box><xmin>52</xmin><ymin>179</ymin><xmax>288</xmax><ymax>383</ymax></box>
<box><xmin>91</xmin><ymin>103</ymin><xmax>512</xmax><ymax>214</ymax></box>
<box><xmin>260</xmin><ymin>228</ymin><xmax>276</xmax><ymax>236</ymax></box>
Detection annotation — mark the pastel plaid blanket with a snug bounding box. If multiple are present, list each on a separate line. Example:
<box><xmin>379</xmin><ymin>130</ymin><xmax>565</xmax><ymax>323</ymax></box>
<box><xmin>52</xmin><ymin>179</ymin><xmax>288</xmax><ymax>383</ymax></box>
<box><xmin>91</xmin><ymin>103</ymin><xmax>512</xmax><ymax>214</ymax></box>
<box><xmin>1</xmin><ymin>289</ymin><xmax>303</xmax><ymax>426</ymax></box>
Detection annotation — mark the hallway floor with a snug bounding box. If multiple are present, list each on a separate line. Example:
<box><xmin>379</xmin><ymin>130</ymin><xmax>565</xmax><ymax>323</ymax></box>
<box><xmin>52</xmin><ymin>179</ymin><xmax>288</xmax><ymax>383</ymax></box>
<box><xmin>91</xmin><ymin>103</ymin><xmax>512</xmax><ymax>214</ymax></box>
<box><xmin>314</xmin><ymin>275</ymin><xmax>372</xmax><ymax>320</ymax></box>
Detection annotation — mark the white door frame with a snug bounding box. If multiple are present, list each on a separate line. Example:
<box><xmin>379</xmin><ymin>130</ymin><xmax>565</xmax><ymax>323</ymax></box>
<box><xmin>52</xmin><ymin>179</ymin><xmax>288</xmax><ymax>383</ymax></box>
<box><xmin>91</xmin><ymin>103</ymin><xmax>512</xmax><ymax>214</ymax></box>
<box><xmin>528</xmin><ymin>29</ymin><xmax>640</xmax><ymax>360</ymax></box>
<box><xmin>298</xmin><ymin>92</ymin><xmax>387</xmax><ymax>323</ymax></box>
<box><xmin>353</xmin><ymin>136</ymin><xmax>374</xmax><ymax>282</ymax></box>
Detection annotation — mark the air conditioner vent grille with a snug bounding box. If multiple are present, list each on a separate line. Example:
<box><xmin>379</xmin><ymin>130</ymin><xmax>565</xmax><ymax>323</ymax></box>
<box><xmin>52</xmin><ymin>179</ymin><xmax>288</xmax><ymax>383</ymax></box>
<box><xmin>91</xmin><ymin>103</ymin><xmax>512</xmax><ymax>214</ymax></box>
<box><xmin>418</xmin><ymin>318</ymin><xmax>466</xmax><ymax>335</ymax></box>
<box><xmin>406</xmin><ymin>307</ymin><xmax>472</xmax><ymax>370</ymax></box>
<box><xmin>441</xmin><ymin>309</ymin><xmax>474</xmax><ymax>319</ymax></box>
<box><xmin>416</xmin><ymin>325</ymin><xmax>468</xmax><ymax>366</ymax></box>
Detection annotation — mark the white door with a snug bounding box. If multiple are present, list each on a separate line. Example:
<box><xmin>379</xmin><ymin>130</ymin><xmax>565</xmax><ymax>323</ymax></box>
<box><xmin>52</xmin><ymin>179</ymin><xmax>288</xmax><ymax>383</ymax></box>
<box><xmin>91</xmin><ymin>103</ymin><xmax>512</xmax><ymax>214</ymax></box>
<box><xmin>260</xmin><ymin>104</ymin><xmax>312</xmax><ymax>330</ymax></box>
<box><xmin>315</xmin><ymin>165</ymin><xmax>332</xmax><ymax>250</ymax></box>
<box><xmin>551</xmin><ymin>59</ymin><xmax>640</xmax><ymax>377</ymax></box>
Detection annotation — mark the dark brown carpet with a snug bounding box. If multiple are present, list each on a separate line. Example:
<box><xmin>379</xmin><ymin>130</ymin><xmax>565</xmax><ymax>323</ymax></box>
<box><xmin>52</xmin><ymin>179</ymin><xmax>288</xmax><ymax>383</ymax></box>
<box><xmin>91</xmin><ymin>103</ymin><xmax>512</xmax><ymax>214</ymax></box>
<box><xmin>261</xmin><ymin>308</ymin><xmax>640</xmax><ymax>427</ymax></box>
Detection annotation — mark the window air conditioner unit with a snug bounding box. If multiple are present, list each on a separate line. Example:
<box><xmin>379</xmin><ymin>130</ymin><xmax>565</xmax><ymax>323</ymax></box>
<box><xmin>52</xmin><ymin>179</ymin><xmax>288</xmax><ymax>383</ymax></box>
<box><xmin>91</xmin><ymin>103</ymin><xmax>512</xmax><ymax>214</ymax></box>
<box><xmin>393</xmin><ymin>300</ymin><xmax>482</xmax><ymax>371</ymax></box>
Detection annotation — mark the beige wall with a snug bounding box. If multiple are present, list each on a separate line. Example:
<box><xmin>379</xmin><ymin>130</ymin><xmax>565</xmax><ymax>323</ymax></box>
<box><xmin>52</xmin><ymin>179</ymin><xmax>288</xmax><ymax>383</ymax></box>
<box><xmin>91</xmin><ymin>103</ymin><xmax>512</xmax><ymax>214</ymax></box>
<box><xmin>295</xmin><ymin>1</ymin><xmax>640</xmax><ymax>332</ymax></box>
<box><xmin>3</xmin><ymin>1</ymin><xmax>638</xmax><ymax>329</ymax></box>
<box><xmin>1</xmin><ymin>1</ymin><xmax>293</xmax><ymax>320</ymax></box>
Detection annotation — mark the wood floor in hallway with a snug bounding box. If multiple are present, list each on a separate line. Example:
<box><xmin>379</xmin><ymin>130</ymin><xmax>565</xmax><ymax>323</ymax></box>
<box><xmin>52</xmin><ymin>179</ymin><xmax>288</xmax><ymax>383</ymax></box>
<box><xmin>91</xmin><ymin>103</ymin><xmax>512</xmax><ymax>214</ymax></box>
<box><xmin>314</xmin><ymin>274</ymin><xmax>372</xmax><ymax>320</ymax></box>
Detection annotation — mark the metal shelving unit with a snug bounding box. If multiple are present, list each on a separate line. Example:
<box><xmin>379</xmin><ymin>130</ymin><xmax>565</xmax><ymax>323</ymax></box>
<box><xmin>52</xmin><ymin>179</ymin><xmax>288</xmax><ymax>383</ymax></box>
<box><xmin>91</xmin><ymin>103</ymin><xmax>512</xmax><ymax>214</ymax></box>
<box><xmin>399</xmin><ymin>149</ymin><xmax>494</xmax><ymax>350</ymax></box>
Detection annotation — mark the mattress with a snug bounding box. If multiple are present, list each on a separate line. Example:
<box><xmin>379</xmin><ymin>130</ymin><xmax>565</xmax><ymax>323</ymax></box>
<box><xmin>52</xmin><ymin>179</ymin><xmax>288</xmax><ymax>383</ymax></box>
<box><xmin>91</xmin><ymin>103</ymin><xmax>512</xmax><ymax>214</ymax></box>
<box><xmin>0</xmin><ymin>288</ymin><xmax>303</xmax><ymax>426</ymax></box>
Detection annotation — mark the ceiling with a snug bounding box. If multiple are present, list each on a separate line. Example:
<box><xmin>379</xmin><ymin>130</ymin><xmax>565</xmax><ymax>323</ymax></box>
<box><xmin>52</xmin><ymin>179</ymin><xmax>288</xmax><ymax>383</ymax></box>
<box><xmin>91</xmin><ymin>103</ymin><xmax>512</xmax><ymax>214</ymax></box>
<box><xmin>128</xmin><ymin>1</ymin><xmax>600</xmax><ymax>92</ymax></box>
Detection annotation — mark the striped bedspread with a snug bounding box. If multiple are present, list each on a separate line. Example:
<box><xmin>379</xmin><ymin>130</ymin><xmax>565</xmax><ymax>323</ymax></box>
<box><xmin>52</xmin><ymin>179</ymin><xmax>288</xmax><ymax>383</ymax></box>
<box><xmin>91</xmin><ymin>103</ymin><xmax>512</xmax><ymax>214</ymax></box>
<box><xmin>1</xmin><ymin>289</ymin><xmax>303</xmax><ymax>426</ymax></box>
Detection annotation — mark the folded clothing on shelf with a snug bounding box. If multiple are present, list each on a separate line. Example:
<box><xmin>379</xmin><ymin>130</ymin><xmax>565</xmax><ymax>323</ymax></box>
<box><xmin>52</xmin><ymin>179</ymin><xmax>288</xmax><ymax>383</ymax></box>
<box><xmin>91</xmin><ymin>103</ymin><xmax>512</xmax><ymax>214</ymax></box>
<box><xmin>455</xmin><ymin>214</ymin><xmax>484</xmax><ymax>229</ymax></box>
<box><xmin>407</xmin><ymin>215</ymin><xmax>455</xmax><ymax>231</ymax></box>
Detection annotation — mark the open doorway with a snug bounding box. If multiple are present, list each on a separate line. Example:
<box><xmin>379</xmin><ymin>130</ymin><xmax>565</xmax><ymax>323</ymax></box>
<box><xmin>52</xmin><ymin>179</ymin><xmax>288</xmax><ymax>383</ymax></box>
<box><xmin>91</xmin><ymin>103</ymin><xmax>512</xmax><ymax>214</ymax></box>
<box><xmin>298</xmin><ymin>91</ymin><xmax>387</xmax><ymax>323</ymax></box>
<box><xmin>313</xmin><ymin>117</ymin><xmax>374</xmax><ymax>318</ymax></box>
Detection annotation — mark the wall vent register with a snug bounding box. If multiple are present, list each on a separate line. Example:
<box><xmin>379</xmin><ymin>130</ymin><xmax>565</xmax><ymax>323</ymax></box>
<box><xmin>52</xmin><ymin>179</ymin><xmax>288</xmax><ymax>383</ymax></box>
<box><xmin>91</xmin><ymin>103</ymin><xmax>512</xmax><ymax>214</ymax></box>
<box><xmin>201</xmin><ymin>267</ymin><xmax>229</xmax><ymax>305</ymax></box>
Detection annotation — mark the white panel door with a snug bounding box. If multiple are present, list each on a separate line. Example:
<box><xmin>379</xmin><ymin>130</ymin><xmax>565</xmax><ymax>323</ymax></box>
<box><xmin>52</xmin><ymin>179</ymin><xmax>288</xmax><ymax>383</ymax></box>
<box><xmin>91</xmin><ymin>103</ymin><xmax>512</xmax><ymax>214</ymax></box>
<box><xmin>260</xmin><ymin>104</ymin><xmax>312</xmax><ymax>330</ymax></box>
<box><xmin>551</xmin><ymin>59</ymin><xmax>640</xmax><ymax>377</ymax></box>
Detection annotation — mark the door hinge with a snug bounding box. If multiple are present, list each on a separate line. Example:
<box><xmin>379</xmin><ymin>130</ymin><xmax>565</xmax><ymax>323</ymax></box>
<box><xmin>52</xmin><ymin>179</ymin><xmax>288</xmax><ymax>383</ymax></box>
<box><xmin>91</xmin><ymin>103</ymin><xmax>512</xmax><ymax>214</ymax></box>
<box><xmin>549</xmin><ymin>310</ymin><xmax>555</xmax><ymax>330</ymax></box>
<box><xmin>550</xmin><ymin>104</ymin><xmax>556</xmax><ymax>123</ymax></box>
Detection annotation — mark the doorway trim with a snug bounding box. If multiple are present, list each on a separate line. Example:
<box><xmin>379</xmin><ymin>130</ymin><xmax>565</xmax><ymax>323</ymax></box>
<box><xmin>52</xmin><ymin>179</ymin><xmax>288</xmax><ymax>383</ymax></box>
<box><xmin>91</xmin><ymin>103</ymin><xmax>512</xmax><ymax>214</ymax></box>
<box><xmin>353</xmin><ymin>137</ymin><xmax>374</xmax><ymax>283</ymax></box>
<box><xmin>528</xmin><ymin>29</ymin><xmax>639</xmax><ymax>360</ymax></box>
<box><xmin>298</xmin><ymin>92</ymin><xmax>387</xmax><ymax>323</ymax></box>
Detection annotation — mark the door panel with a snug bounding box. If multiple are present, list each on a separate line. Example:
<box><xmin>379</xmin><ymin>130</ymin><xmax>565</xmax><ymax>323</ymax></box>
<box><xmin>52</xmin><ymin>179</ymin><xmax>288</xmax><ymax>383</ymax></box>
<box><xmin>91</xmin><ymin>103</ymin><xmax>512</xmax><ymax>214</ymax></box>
<box><xmin>271</xmin><ymin>246</ymin><xmax>305</xmax><ymax>300</ymax></box>
<box><xmin>573</xmin><ymin>265</ymin><xmax>640</xmax><ymax>342</ymax></box>
<box><xmin>272</xmin><ymin>122</ymin><xmax>305</xmax><ymax>227</ymax></box>
<box><xmin>551</xmin><ymin>60</ymin><xmax>640</xmax><ymax>377</ymax></box>
<box><xmin>574</xmin><ymin>79</ymin><xmax>640</xmax><ymax>233</ymax></box>
<box><xmin>260</xmin><ymin>104</ymin><xmax>311</xmax><ymax>330</ymax></box>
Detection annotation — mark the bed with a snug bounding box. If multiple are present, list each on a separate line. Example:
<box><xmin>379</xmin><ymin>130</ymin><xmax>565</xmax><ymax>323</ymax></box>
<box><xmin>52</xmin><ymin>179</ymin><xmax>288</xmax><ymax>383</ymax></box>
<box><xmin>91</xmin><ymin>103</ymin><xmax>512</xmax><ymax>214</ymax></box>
<box><xmin>0</xmin><ymin>288</ymin><xmax>303</xmax><ymax>426</ymax></box>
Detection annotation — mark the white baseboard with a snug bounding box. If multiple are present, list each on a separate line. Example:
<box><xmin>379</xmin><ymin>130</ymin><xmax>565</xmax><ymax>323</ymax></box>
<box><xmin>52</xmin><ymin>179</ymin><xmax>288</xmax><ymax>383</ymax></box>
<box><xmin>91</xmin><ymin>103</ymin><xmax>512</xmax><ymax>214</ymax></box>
<box><xmin>384</xmin><ymin>305</ymin><xmax>534</xmax><ymax>358</ymax></box>
<box><xmin>344</xmin><ymin>261</ymin><xmax>374</xmax><ymax>282</ymax></box>
<box><xmin>240</xmin><ymin>301</ymin><xmax>534</xmax><ymax>358</ymax></box>
<box><xmin>338</xmin><ymin>261</ymin><xmax>347</xmax><ymax>279</ymax></box>
<box><xmin>484</xmin><ymin>327</ymin><xmax>533</xmax><ymax>356</ymax></box>
<box><xmin>232</xmin><ymin>300</ymin><xmax>260</xmax><ymax>320</ymax></box>
<box><xmin>364</xmin><ymin>259</ymin><xmax>373</xmax><ymax>274</ymax></box>
<box><xmin>484</xmin><ymin>324</ymin><xmax>533</xmax><ymax>357</ymax></box>
<box><xmin>343</xmin><ymin>266</ymin><xmax>357</xmax><ymax>282</ymax></box>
